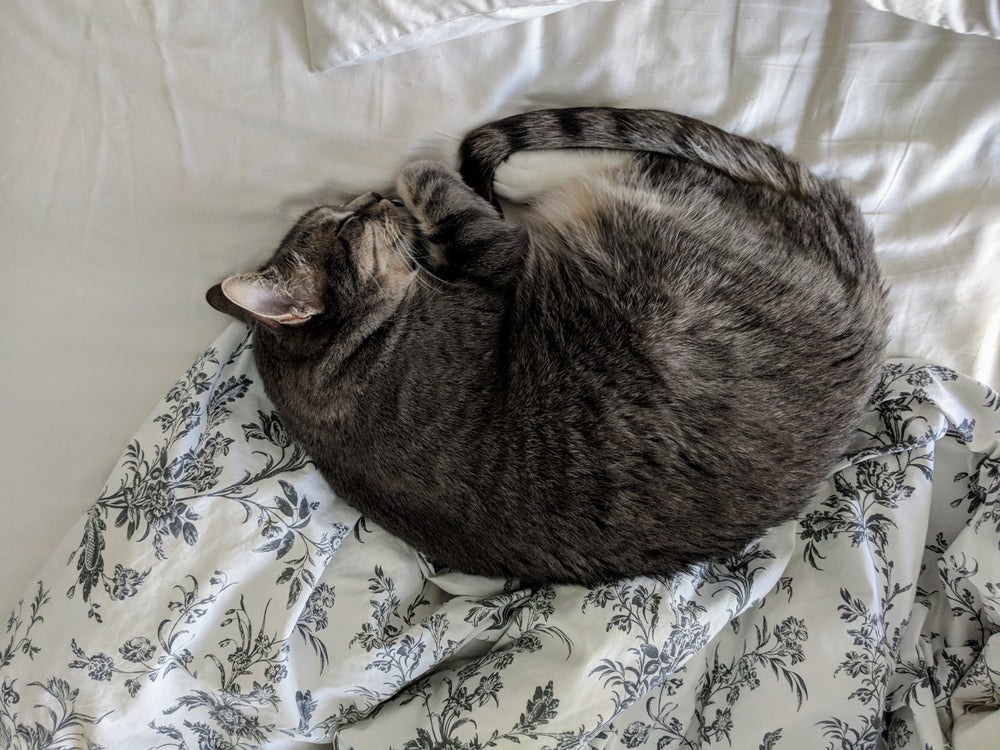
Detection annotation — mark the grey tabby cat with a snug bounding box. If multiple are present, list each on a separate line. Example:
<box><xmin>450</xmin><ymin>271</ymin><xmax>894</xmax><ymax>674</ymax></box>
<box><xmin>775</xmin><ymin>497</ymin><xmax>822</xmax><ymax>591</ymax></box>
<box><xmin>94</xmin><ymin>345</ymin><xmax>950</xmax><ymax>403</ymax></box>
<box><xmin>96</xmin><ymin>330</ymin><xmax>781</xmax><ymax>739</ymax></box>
<box><xmin>207</xmin><ymin>107</ymin><xmax>888</xmax><ymax>585</ymax></box>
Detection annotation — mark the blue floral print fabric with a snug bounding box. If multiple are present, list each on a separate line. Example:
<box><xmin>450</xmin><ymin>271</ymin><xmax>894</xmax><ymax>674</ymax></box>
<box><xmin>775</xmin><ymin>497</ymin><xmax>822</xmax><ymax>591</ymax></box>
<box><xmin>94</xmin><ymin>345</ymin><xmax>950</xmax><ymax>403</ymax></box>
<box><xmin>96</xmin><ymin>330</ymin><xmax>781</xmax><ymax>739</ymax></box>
<box><xmin>2</xmin><ymin>323</ymin><xmax>998</xmax><ymax>749</ymax></box>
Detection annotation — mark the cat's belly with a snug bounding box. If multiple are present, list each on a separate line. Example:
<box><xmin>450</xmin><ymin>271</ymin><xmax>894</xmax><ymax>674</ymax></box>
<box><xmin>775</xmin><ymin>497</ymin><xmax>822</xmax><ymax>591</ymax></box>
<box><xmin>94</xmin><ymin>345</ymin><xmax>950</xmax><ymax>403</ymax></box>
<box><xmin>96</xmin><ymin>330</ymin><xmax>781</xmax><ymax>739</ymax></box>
<box><xmin>493</xmin><ymin>148</ymin><xmax>632</xmax><ymax>203</ymax></box>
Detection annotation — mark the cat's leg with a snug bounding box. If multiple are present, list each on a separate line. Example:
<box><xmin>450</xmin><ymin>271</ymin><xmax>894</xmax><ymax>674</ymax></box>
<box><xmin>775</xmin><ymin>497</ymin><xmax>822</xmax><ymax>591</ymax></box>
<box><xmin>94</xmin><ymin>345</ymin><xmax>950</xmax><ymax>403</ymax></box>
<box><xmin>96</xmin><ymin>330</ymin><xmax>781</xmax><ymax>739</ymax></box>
<box><xmin>397</xmin><ymin>160</ymin><xmax>526</xmax><ymax>284</ymax></box>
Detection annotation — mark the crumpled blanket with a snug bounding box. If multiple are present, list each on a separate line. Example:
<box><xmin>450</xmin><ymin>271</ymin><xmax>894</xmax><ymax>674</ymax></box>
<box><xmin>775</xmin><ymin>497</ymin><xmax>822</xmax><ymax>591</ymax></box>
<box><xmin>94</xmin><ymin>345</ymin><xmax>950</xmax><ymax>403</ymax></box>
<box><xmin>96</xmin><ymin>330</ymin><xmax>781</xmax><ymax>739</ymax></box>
<box><xmin>2</xmin><ymin>323</ymin><xmax>998</xmax><ymax>749</ymax></box>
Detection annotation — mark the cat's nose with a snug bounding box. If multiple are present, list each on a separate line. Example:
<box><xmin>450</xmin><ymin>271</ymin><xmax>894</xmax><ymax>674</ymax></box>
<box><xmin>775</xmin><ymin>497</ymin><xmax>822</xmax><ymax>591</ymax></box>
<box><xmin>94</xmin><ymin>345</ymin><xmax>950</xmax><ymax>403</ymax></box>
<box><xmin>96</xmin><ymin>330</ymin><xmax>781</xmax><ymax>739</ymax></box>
<box><xmin>345</xmin><ymin>191</ymin><xmax>383</xmax><ymax>212</ymax></box>
<box><xmin>304</xmin><ymin>205</ymin><xmax>351</xmax><ymax>228</ymax></box>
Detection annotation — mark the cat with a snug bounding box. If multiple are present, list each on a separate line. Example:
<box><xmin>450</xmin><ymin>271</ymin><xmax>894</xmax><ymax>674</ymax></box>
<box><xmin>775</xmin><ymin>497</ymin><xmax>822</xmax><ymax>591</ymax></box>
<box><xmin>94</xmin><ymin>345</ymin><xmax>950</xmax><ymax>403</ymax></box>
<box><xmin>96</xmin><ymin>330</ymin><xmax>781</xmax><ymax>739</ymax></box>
<box><xmin>207</xmin><ymin>107</ymin><xmax>888</xmax><ymax>585</ymax></box>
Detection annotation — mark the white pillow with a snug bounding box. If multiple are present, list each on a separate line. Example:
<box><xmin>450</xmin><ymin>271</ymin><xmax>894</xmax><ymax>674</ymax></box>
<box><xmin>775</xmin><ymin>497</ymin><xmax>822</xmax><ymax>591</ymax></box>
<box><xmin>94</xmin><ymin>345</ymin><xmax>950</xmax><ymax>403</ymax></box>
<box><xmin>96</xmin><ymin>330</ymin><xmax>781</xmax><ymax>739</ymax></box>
<box><xmin>862</xmin><ymin>0</ymin><xmax>1000</xmax><ymax>39</ymax></box>
<box><xmin>302</xmin><ymin>0</ymin><xmax>613</xmax><ymax>71</ymax></box>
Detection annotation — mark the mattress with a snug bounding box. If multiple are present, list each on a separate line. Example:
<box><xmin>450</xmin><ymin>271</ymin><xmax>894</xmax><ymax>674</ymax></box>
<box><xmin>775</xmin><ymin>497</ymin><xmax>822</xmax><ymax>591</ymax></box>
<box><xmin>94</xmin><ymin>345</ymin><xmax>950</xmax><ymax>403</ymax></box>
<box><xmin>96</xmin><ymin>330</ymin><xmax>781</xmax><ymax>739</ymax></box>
<box><xmin>1</xmin><ymin>0</ymin><xmax>998</xmax><ymax>747</ymax></box>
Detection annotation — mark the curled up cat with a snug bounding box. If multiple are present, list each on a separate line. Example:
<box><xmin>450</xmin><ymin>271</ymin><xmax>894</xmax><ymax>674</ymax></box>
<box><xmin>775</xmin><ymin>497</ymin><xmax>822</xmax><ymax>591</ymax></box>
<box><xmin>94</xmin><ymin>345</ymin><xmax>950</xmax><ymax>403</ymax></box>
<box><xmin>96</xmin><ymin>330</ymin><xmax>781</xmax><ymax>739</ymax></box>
<box><xmin>207</xmin><ymin>107</ymin><xmax>889</xmax><ymax>585</ymax></box>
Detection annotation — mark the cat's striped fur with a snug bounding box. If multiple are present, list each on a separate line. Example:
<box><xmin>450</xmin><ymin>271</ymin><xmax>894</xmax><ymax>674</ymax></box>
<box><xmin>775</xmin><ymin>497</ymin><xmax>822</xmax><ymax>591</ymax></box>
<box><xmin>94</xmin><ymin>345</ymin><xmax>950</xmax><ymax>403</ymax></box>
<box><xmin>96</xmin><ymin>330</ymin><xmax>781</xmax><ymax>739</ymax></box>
<box><xmin>208</xmin><ymin>107</ymin><xmax>888</xmax><ymax>585</ymax></box>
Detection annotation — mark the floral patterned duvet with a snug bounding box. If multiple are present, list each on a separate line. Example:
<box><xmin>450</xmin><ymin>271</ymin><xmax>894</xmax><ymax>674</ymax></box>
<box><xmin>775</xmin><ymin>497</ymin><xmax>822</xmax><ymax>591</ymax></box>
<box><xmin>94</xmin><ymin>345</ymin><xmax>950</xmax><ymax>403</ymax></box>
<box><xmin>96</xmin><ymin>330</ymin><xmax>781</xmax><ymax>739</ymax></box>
<box><xmin>2</xmin><ymin>323</ymin><xmax>998</xmax><ymax>749</ymax></box>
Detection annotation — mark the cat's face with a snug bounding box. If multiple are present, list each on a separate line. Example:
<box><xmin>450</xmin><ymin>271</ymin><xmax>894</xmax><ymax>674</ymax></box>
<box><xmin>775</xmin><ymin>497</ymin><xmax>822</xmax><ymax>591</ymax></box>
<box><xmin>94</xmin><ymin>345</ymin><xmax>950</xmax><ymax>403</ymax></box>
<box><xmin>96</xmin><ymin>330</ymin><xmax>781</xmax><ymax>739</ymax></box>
<box><xmin>207</xmin><ymin>191</ymin><xmax>415</xmax><ymax>330</ymax></box>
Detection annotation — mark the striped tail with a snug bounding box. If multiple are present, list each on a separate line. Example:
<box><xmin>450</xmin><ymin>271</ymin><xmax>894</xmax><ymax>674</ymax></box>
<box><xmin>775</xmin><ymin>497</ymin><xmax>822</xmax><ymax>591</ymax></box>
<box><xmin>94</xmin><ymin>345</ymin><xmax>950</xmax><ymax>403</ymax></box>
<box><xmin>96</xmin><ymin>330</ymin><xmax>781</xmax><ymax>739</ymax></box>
<box><xmin>459</xmin><ymin>107</ymin><xmax>824</xmax><ymax>203</ymax></box>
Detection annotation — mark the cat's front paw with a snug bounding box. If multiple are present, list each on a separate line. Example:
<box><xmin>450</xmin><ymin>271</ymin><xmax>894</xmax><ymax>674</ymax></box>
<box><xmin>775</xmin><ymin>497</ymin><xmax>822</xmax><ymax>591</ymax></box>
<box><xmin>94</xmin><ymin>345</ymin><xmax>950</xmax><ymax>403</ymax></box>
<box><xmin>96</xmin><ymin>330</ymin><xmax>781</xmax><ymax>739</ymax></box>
<box><xmin>396</xmin><ymin>160</ymin><xmax>456</xmax><ymax>209</ymax></box>
<box><xmin>396</xmin><ymin>160</ymin><xmax>479</xmax><ymax>238</ymax></box>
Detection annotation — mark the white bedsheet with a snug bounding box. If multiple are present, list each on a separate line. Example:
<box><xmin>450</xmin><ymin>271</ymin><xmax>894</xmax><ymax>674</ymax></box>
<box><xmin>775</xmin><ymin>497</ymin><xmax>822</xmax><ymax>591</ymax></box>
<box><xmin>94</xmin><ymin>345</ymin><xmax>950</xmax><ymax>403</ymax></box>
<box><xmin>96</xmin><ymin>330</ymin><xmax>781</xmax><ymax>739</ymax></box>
<box><xmin>1</xmin><ymin>0</ymin><xmax>999</xmax><ymax>742</ymax></box>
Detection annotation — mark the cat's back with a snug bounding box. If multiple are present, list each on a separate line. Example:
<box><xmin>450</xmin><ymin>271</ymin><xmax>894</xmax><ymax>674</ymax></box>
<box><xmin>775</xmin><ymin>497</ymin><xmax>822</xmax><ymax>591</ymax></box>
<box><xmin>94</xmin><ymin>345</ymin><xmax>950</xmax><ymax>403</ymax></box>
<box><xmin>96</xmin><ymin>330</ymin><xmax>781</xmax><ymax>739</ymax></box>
<box><xmin>495</xmin><ymin>150</ymin><xmax>886</xmax><ymax>540</ymax></box>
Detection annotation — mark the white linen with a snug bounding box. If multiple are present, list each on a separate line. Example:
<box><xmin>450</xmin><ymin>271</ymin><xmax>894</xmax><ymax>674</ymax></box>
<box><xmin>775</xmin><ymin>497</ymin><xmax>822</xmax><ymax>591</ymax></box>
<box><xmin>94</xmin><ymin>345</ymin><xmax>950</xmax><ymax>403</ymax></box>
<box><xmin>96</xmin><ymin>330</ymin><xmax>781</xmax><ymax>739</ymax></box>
<box><xmin>301</xmin><ymin>0</ymin><xmax>615</xmax><ymax>70</ymax></box>
<box><xmin>863</xmin><ymin>0</ymin><xmax>1000</xmax><ymax>38</ymax></box>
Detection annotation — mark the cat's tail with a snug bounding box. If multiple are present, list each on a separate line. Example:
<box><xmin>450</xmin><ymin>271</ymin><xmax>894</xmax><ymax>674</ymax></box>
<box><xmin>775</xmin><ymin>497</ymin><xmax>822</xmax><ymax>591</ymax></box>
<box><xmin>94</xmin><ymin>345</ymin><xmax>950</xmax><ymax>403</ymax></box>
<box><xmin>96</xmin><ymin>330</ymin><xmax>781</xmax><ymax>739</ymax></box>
<box><xmin>459</xmin><ymin>107</ymin><xmax>825</xmax><ymax>203</ymax></box>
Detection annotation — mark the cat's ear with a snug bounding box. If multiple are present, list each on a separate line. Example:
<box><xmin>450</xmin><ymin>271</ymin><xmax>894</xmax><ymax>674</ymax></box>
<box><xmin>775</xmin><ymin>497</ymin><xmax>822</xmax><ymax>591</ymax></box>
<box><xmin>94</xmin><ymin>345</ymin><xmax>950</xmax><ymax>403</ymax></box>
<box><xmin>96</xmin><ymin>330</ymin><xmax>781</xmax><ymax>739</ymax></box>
<box><xmin>207</xmin><ymin>273</ymin><xmax>323</xmax><ymax>328</ymax></box>
<box><xmin>206</xmin><ymin>282</ymin><xmax>254</xmax><ymax>325</ymax></box>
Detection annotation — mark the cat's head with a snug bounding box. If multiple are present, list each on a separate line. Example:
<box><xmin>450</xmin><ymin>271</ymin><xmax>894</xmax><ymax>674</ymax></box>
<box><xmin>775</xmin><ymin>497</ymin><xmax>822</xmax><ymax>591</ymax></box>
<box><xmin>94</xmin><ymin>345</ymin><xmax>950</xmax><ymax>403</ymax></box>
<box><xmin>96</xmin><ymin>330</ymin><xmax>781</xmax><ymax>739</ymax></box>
<box><xmin>207</xmin><ymin>191</ymin><xmax>416</xmax><ymax>331</ymax></box>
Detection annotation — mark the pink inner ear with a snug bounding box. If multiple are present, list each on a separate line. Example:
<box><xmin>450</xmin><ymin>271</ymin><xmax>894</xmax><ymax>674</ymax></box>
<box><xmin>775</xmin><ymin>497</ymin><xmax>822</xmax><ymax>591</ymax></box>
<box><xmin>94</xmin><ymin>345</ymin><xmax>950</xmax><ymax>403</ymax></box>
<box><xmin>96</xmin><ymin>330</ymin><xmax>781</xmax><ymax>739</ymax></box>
<box><xmin>221</xmin><ymin>275</ymin><xmax>318</xmax><ymax>324</ymax></box>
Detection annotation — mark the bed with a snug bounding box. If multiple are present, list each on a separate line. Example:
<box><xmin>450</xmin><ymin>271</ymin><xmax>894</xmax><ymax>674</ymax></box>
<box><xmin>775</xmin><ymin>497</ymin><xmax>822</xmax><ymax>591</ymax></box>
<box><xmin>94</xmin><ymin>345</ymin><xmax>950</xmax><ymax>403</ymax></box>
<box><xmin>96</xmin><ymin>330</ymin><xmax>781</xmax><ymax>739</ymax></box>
<box><xmin>1</xmin><ymin>1</ymin><xmax>998</xmax><ymax>747</ymax></box>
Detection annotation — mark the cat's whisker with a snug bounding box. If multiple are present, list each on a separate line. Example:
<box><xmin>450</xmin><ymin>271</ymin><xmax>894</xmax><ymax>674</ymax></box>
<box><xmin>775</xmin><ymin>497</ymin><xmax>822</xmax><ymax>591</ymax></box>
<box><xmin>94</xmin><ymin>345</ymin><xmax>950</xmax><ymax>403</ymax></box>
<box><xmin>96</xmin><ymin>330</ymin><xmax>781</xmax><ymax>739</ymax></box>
<box><xmin>383</xmin><ymin>219</ymin><xmax>440</xmax><ymax>295</ymax></box>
